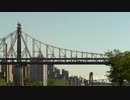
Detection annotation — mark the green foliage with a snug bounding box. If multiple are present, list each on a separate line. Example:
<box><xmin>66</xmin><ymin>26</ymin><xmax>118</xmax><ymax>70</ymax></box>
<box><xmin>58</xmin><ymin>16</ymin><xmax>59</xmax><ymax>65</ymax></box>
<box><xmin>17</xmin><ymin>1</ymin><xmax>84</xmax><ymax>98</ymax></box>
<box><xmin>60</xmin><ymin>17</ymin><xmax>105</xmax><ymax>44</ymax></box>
<box><xmin>24</xmin><ymin>78</ymin><xmax>69</xmax><ymax>86</ymax></box>
<box><xmin>0</xmin><ymin>78</ymin><xmax>6</xmax><ymax>86</ymax></box>
<box><xmin>7</xmin><ymin>81</ymin><xmax>15</xmax><ymax>86</ymax></box>
<box><xmin>105</xmin><ymin>49</ymin><xmax>130</xmax><ymax>86</ymax></box>
<box><xmin>47</xmin><ymin>79</ymin><xmax>69</xmax><ymax>86</ymax></box>
<box><xmin>29</xmin><ymin>81</ymin><xmax>43</xmax><ymax>86</ymax></box>
<box><xmin>24</xmin><ymin>78</ymin><xmax>43</xmax><ymax>86</ymax></box>
<box><xmin>24</xmin><ymin>81</ymin><xmax>43</xmax><ymax>86</ymax></box>
<box><xmin>24</xmin><ymin>78</ymin><xmax>30</xmax><ymax>86</ymax></box>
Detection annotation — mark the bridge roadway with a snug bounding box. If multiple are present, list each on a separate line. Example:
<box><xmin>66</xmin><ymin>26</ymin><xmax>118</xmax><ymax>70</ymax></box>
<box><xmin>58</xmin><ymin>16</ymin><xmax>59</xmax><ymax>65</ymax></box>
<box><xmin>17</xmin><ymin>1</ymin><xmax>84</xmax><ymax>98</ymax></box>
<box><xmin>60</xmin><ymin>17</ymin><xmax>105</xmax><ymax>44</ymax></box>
<box><xmin>0</xmin><ymin>57</ymin><xmax>109</xmax><ymax>65</ymax></box>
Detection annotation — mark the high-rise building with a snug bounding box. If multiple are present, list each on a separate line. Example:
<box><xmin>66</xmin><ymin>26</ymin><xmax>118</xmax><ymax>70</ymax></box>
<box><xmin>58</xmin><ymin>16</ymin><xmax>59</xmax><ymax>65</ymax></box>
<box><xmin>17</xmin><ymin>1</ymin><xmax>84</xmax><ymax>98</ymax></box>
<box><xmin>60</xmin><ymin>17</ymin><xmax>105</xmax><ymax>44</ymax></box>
<box><xmin>74</xmin><ymin>76</ymin><xmax>78</xmax><ymax>86</ymax></box>
<box><xmin>0</xmin><ymin>60</ymin><xmax>14</xmax><ymax>82</ymax></box>
<box><xmin>52</xmin><ymin>67</ymin><xmax>61</xmax><ymax>79</ymax></box>
<box><xmin>12</xmin><ymin>65</ymin><xmax>22</xmax><ymax>85</ymax></box>
<box><xmin>84</xmin><ymin>79</ymin><xmax>89</xmax><ymax>86</ymax></box>
<box><xmin>30</xmin><ymin>63</ymin><xmax>43</xmax><ymax>81</ymax></box>
<box><xmin>62</xmin><ymin>69</ymin><xmax>69</xmax><ymax>80</ymax></box>
<box><xmin>68</xmin><ymin>76</ymin><xmax>74</xmax><ymax>86</ymax></box>
<box><xmin>53</xmin><ymin>67</ymin><xmax>57</xmax><ymax>78</ymax></box>
<box><xmin>47</xmin><ymin>64</ymin><xmax>54</xmax><ymax>78</ymax></box>
<box><xmin>23</xmin><ymin>64</ymin><xmax>30</xmax><ymax>80</ymax></box>
<box><xmin>30</xmin><ymin>58</ymin><xmax>48</xmax><ymax>86</ymax></box>
<box><xmin>89</xmin><ymin>72</ymin><xmax>93</xmax><ymax>86</ymax></box>
<box><xmin>0</xmin><ymin>64</ymin><xmax>4</xmax><ymax>78</ymax></box>
<box><xmin>56</xmin><ymin>69</ymin><xmax>60</xmax><ymax>79</ymax></box>
<box><xmin>68</xmin><ymin>76</ymin><xmax>78</xmax><ymax>86</ymax></box>
<box><xmin>8</xmin><ymin>65</ymin><xmax>13</xmax><ymax>82</ymax></box>
<box><xmin>1</xmin><ymin>61</ymin><xmax>6</xmax><ymax>78</ymax></box>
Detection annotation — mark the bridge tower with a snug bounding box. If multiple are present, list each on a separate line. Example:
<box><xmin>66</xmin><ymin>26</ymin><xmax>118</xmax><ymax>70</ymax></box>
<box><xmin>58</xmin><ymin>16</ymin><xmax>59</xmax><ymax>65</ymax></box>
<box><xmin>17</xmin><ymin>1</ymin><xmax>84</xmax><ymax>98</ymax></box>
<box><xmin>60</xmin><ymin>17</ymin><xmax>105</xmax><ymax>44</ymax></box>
<box><xmin>15</xmin><ymin>22</ymin><xmax>24</xmax><ymax>86</ymax></box>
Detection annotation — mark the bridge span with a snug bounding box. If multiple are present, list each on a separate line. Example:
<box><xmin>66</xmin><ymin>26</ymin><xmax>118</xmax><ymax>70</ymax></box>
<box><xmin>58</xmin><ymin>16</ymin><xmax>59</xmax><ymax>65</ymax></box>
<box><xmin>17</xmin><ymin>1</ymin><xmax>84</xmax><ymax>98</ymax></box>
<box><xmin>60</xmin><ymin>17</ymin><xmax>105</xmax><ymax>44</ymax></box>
<box><xmin>0</xmin><ymin>23</ymin><xmax>110</xmax><ymax>86</ymax></box>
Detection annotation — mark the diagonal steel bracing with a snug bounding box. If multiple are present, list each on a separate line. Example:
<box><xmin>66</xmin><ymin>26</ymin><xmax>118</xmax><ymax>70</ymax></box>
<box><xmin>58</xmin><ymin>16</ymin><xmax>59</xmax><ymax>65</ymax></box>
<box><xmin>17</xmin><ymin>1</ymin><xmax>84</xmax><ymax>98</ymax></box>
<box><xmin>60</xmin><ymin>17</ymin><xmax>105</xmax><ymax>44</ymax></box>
<box><xmin>0</xmin><ymin>24</ymin><xmax>108</xmax><ymax>64</ymax></box>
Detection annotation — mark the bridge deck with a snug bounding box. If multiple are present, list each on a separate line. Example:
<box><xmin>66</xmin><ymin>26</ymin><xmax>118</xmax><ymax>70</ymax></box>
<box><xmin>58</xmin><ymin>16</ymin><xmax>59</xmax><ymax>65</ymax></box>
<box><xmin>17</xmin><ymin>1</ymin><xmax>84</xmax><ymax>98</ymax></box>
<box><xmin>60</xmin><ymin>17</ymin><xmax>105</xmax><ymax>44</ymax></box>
<box><xmin>0</xmin><ymin>58</ymin><xmax>109</xmax><ymax>65</ymax></box>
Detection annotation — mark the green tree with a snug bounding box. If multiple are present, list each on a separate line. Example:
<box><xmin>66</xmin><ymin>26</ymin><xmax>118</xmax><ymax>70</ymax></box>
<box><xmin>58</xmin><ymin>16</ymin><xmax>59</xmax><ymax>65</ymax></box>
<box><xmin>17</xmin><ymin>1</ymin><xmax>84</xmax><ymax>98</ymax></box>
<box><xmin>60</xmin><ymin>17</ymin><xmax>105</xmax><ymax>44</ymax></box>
<box><xmin>106</xmin><ymin>49</ymin><xmax>130</xmax><ymax>86</ymax></box>
<box><xmin>121</xmin><ymin>51</ymin><xmax>130</xmax><ymax>81</ymax></box>
<box><xmin>106</xmin><ymin>49</ymin><xmax>123</xmax><ymax>86</ymax></box>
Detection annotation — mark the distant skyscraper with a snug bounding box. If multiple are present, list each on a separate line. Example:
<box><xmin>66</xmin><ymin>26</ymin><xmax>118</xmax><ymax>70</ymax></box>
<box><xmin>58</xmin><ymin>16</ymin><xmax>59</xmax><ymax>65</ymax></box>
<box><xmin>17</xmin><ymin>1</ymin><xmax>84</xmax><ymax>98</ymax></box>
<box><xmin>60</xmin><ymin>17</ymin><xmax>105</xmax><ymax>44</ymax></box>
<box><xmin>89</xmin><ymin>72</ymin><xmax>93</xmax><ymax>86</ymax></box>
<box><xmin>47</xmin><ymin>64</ymin><xmax>54</xmax><ymax>78</ymax></box>
<box><xmin>0</xmin><ymin>60</ymin><xmax>14</xmax><ymax>82</ymax></box>
<box><xmin>62</xmin><ymin>69</ymin><xmax>69</xmax><ymax>80</ymax></box>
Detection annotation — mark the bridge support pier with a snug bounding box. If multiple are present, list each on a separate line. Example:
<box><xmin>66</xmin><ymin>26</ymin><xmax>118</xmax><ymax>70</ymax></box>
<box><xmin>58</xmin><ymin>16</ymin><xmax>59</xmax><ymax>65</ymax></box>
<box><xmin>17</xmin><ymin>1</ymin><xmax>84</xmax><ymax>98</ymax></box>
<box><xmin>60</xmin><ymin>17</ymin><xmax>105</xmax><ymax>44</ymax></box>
<box><xmin>43</xmin><ymin>64</ymin><xmax>47</xmax><ymax>86</ymax></box>
<box><xmin>14</xmin><ymin>65</ymin><xmax>24</xmax><ymax>86</ymax></box>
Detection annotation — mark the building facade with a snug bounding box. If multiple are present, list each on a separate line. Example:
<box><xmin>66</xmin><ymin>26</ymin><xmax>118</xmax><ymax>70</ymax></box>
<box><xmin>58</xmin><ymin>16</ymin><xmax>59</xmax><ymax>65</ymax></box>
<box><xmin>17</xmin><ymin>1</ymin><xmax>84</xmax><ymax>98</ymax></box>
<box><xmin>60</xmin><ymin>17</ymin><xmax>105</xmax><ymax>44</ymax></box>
<box><xmin>30</xmin><ymin>58</ymin><xmax>48</xmax><ymax>86</ymax></box>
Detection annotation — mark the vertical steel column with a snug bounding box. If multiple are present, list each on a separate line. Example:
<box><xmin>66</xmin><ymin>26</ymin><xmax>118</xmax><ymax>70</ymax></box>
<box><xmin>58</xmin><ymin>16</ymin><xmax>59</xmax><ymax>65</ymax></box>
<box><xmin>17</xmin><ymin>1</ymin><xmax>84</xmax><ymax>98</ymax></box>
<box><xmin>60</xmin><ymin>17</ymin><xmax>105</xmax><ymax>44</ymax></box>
<box><xmin>81</xmin><ymin>52</ymin><xmax>83</xmax><ymax>58</ymax></box>
<box><xmin>76</xmin><ymin>51</ymin><xmax>77</xmax><ymax>58</ymax></box>
<box><xmin>17</xmin><ymin>23</ymin><xmax>21</xmax><ymax>67</ymax></box>
<box><xmin>52</xmin><ymin>46</ymin><xmax>54</xmax><ymax>58</ymax></box>
<box><xmin>25</xmin><ymin>33</ymin><xmax>28</xmax><ymax>79</ymax></box>
<box><xmin>2</xmin><ymin>38</ymin><xmax>6</xmax><ymax>80</ymax></box>
<box><xmin>3</xmin><ymin>38</ymin><xmax>5</xmax><ymax>58</ymax></box>
<box><xmin>81</xmin><ymin>52</ymin><xmax>83</xmax><ymax>62</ymax></box>
<box><xmin>25</xmin><ymin>33</ymin><xmax>28</xmax><ymax>58</ymax></box>
<box><xmin>64</xmin><ymin>49</ymin><xmax>66</xmax><ymax>58</ymax></box>
<box><xmin>32</xmin><ymin>39</ymin><xmax>35</xmax><ymax>57</ymax></box>
<box><xmin>71</xmin><ymin>50</ymin><xmax>72</xmax><ymax>62</ymax></box>
<box><xmin>5</xmin><ymin>43</ymin><xmax>9</xmax><ymax>84</ymax></box>
<box><xmin>24</xmin><ymin>33</ymin><xmax>29</xmax><ymax>80</ymax></box>
<box><xmin>46</xmin><ymin>45</ymin><xmax>48</xmax><ymax>58</ymax></box>
<box><xmin>11</xmin><ymin>33</ymin><xmax>13</xmax><ymax>58</ymax></box>
<box><xmin>39</xmin><ymin>42</ymin><xmax>41</xmax><ymax>57</ymax></box>
<box><xmin>71</xmin><ymin>50</ymin><xmax>72</xmax><ymax>58</ymax></box>
<box><xmin>59</xmin><ymin>48</ymin><xmax>60</xmax><ymax>58</ymax></box>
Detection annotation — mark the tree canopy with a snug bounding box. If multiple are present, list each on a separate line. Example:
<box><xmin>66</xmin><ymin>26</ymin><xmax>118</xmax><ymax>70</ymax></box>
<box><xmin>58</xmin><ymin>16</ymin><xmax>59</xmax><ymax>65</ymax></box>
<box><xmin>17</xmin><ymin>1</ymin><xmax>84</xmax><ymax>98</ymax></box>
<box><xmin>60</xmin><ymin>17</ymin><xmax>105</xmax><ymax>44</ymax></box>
<box><xmin>105</xmin><ymin>49</ymin><xmax>130</xmax><ymax>86</ymax></box>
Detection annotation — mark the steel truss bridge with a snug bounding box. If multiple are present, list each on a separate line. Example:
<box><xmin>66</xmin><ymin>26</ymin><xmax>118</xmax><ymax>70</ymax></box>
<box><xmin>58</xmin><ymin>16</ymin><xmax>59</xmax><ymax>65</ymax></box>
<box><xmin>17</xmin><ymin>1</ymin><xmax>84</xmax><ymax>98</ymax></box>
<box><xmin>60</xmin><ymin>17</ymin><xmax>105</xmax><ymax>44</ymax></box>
<box><xmin>0</xmin><ymin>23</ymin><xmax>109</xmax><ymax>65</ymax></box>
<box><xmin>0</xmin><ymin>23</ymin><xmax>110</xmax><ymax>86</ymax></box>
<box><xmin>93</xmin><ymin>79</ymin><xmax>110</xmax><ymax>83</ymax></box>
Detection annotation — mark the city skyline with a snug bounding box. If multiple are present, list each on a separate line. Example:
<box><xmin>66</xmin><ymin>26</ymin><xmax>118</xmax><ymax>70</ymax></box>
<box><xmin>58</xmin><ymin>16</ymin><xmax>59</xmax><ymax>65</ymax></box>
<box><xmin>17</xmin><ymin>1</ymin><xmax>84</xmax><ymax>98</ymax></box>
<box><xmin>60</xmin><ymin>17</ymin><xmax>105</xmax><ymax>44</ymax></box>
<box><xmin>1</xmin><ymin>12</ymin><xmax>130</xmax><ymax>80</ymax></box>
